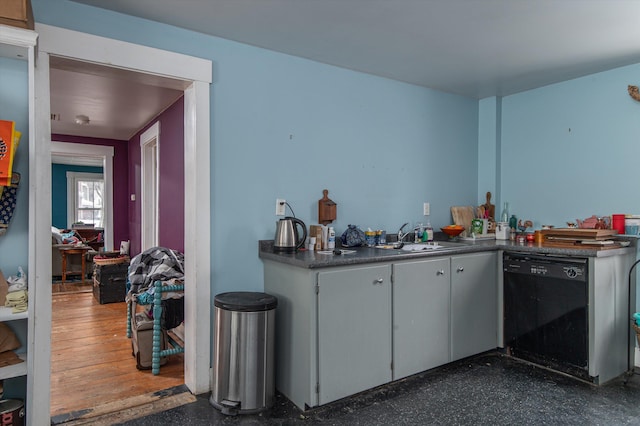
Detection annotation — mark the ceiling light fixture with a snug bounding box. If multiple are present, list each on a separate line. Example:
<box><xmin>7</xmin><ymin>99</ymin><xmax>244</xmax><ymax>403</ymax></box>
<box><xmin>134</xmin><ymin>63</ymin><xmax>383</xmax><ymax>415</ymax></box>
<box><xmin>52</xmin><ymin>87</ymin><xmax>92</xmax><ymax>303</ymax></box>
<box><xmin>74</xmin><ymin>114</ymin><xmax>90</xmax><ymax>125</ymax></box>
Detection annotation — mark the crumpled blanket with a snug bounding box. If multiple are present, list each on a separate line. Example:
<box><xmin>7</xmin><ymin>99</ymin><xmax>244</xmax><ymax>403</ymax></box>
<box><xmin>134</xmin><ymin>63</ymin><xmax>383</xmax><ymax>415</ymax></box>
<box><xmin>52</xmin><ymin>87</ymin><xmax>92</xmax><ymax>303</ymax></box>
<box><xmin>127</xmin><ymin>247</ymin><xmax>184</xmax><ymax>300</ymax></box>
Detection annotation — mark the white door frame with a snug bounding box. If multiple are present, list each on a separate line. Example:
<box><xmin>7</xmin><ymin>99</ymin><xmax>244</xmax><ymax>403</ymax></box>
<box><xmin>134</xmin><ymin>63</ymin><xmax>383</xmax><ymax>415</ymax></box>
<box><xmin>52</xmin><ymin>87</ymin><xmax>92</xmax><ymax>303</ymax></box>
<box><xmin>140</xmin><ymin>122</ymin><xmax>160</xmax><ymax>251</ymax></box>
<box><xmin>51</xmin><ymin>141</ymin><xmax>114</xmax><ymax>249</ymax></box>
<box><xmin>33</xmin><ymin>24</ymin><xmax>212</xmax><ymax>420</ymax></box>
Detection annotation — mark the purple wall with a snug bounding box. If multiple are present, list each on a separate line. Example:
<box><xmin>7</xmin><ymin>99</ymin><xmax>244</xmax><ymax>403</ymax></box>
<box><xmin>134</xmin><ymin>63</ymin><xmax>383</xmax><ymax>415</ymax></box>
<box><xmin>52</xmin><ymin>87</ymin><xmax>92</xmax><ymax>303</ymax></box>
<box><xmin>51</xmin><ymin>134</ymin><xmax>129</xmax><ymax>251</ymax></box>
<box><xmin>128</xmin><ymin>96</ymin><xmax>185</xmax><ymax>256</ymax></box>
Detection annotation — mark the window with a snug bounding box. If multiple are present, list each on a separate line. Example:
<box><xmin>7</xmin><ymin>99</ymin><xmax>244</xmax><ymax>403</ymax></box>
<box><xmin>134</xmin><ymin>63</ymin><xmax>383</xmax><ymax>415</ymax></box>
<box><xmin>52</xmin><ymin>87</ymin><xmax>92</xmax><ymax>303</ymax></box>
<box><xmin>66</xmin><ymin>172</ymin><xmax>104</xmax><ymax>227</ymax></box>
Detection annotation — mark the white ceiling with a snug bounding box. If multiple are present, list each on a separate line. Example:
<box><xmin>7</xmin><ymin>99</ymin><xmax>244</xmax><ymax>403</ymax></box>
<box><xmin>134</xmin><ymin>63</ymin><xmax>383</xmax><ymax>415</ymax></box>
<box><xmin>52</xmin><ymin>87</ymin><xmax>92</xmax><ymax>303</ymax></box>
<box><xmin>53</xmin><ymin>0</ymin><xmax>640</xmax><ymax>142</ymax></box>
<box><xmin>49</xmin><ymin>56</ymin><xmax>185</xmax><ymax>141</ymax></box>
<box><xmin>70</xmin><ymin>0</ymin><xmax>640</xmax><ymax>99</ymax></box>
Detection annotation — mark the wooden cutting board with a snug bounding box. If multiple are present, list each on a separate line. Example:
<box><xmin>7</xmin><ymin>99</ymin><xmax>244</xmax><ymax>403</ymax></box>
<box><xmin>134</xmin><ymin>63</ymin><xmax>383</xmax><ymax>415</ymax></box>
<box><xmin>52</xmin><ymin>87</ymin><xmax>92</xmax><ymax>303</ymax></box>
<box><xmin>451</xmin><ymin>206</ymin><xmax>476</xmax><ymax>237</ymax></box>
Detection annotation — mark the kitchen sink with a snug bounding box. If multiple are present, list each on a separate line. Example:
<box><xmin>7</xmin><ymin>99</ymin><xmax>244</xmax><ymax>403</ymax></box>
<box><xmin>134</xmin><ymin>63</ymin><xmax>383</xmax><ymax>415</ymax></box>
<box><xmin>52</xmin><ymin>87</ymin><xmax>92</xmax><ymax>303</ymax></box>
<box><xmin>400</xmin><ymin>241</ymin><xmax>465</xmax><ymax>251</ymax></box>
<box><xmin>374</xmin><ymin>240</ymin><xmax>469</xmax><ymax>251</ymax></box>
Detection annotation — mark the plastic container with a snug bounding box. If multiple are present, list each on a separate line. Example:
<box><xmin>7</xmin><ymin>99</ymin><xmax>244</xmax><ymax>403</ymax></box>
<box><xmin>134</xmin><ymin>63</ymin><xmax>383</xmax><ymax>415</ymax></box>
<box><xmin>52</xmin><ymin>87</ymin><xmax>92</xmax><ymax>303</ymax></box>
<box><xmin>611</xmin><ymin>214</ymin><xmax>625</xmax><ymax>235</ymax></box>
<box><xmin>625</xmin><ymin>215</ymin><xmax>640</xmax><ymax>235</ymax></box>
<box><xmin>423</xmin><ymin>221</ymin><xmax>434</xmax><ymax>242</ymax></box>
<box><xmin>327</xmin><ymin>227</ymin><xmax>335</xmax><ymax>249</ymax></box>
<box><xmin>365</xmin><ymin>230</ymin><xmax>376</xmax><ymax>247</ymax></box>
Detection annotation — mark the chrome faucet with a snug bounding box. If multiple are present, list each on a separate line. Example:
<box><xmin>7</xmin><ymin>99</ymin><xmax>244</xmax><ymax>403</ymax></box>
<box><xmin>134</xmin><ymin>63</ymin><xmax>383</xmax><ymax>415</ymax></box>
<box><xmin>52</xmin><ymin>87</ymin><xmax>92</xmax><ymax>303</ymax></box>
<box><xmin>397</xmin><ymin>222</ymin><xmax>413</xmax><ymax>243</ymax></box>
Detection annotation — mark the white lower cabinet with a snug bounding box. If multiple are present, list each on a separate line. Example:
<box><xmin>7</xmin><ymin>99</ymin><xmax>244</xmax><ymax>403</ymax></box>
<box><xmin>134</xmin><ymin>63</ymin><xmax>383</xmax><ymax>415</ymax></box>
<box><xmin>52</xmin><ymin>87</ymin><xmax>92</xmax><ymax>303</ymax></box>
<box><xmin>317</xmin><ymin>265</ymin><xmax>392</xmax><ymax>405</ymax></box>
<box><xmin>392</xmin><ymin>252</ymin><xmax>498</xmax><ymax>379</ymax></box>
<box><xmin>263</xmin><ymin>251</ymin><xmax>497</xmax><ymax>411</ymax></box>
<box><xmin>393</xmin><ymin>258</ymin><xmax>450</xmax><ymax>380</ymax></box>
<box><xmin>450</xmin><ymin>252</ymin><xmax>498</xmax><ymax>361</ymax></box>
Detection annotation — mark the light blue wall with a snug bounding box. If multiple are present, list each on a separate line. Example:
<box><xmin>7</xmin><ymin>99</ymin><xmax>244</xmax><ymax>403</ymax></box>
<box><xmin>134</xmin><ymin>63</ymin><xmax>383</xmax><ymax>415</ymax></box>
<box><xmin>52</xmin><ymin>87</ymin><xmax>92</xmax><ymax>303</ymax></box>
<box><xmin>32</xmin><ymin>1</ymin><xmax>479</xmax><ymax>295</ymax></box>
<box><xmin>0</xmin><ymin>57</ymin><xmax>29</xmax><ymax>275</ymax></box>
<box><xmin>498</xmin><ymin>63</ymin><xmax>640</xmax><ymax>228</ymax></box>
<box><xmin>25</xmin><ymin>2</ymin><xmax>640</xmax><ymax>299</ymax></box>
<box><xmin>492</xmin><ymin>63</ymin><xmax>640</xmax><ymax>311</ymax></box>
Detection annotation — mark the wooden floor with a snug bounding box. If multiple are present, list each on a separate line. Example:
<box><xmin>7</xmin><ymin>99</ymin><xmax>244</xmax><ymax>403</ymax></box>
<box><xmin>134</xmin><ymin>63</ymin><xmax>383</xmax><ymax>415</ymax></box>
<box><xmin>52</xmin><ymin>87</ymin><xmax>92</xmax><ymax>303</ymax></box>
<box><xmin>50</xmin><ymin>291</ymin><xmax>184</xmax><ymax>418</ymax></box>
<box><xmin>52</xmin><ymin>280</ymin><xmax>93</xmax><ymax>294</ymax></box>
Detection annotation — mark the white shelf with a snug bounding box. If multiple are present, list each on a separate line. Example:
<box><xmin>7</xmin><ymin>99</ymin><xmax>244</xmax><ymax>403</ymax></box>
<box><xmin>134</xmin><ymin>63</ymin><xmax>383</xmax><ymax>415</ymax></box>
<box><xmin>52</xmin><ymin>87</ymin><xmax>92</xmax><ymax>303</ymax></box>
<box><xmin>0</xmin><ymin>353</ymin><xmax>26</xmax><ymax>380</ymax></box>
<box><xmin>0</xmin><ymin>306</ymin><xmax>27</xmax><ymax>322</ymax></box>
<box><xmin>0</xmin><ymin>22</ymin><xmax>37</xmax><ymax>422</ymax></box>
<box><xmin>0</xmin><ymin>24</ymin><xmax>37</xmax><ymax>60</ymax></box>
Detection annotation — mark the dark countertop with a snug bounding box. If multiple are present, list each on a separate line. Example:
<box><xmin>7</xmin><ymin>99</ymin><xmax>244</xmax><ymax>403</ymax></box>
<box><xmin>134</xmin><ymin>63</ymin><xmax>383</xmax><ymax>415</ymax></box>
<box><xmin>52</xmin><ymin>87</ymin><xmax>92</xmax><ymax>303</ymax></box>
<box><xmin>259</xmin><ymin>237</ymin><xmax>637</xmax><ymax>269</ymax></box>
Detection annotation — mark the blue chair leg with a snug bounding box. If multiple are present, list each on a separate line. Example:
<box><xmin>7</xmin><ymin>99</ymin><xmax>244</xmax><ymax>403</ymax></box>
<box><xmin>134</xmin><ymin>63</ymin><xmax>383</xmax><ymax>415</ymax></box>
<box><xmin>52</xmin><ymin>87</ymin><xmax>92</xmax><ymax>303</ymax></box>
<box><xmin>152</xmin><ymin>281</ymin><xmax>163</xmax><ymax>374</ymax></box>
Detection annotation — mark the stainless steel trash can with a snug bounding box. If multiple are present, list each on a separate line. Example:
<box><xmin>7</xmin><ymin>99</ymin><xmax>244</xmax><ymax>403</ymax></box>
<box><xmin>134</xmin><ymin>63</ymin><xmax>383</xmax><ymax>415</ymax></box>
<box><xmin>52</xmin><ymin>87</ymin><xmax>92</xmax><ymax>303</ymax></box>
<box><xmin>210</xmin><ymin>291</ymin><xmax>278</xmax><ymax>415</ymax></box>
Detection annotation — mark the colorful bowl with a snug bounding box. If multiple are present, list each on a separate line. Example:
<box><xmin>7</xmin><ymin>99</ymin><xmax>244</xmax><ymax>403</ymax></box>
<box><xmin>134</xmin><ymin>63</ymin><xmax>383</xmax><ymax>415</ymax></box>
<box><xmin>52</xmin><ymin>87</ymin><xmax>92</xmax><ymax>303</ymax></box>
<box><xmin>441</xmin><ymin>225</ymin><xmax>465</xmax><ymax>237</ymax></box>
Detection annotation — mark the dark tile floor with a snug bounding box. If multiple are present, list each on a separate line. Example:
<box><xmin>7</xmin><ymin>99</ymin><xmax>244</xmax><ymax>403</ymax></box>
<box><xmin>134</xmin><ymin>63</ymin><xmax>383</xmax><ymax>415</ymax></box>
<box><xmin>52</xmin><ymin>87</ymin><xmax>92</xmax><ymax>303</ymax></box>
<box><xmin>119</xmin><ymin>352</ymin><xmax>640</xmax><ymax>425</ymax></box>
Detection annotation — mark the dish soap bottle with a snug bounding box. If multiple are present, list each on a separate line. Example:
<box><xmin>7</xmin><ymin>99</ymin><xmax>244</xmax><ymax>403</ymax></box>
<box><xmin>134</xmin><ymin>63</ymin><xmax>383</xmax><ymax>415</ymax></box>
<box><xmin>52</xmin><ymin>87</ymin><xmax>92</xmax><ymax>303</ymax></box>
<box><xmin>327</xmin><ymin>227</ymin><xmax>335</xmax><ymax>249</ymax></box>
<box><xmin>423</xmin><ymin>221</ymin><xmax>434</xmax><ymax>242</ymax></box>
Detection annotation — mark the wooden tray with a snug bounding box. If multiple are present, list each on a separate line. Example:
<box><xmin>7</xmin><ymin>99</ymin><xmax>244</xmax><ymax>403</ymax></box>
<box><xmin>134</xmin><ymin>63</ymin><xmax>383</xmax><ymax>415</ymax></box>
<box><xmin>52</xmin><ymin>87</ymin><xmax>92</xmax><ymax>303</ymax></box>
<box><xmin>541</xmin><ymin>228</ymin><xmax>618</xmax><ymax>240</ymax></box>
<box><xmin>542</xmin><ymin>240</ymin><xmax>625</xmax><ymax>250</ymax></box>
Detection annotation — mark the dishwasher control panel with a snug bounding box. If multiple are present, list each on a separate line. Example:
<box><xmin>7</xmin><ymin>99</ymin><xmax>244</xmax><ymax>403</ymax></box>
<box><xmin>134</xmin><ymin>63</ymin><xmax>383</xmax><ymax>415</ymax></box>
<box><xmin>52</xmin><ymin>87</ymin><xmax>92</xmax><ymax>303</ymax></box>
<box><xmin>503</xmin><ymin>253</ymin><xmax>587</xmax><ymax>282</ymax></box>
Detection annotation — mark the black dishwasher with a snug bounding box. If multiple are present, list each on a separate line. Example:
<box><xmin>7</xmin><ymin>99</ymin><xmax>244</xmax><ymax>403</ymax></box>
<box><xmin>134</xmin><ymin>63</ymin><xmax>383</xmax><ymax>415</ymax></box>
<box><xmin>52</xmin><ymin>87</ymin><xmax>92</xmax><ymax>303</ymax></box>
<box><xmin>503</xmin><ymin>252</ymin><xmax>589</xmax><ymax>380</ymax></box>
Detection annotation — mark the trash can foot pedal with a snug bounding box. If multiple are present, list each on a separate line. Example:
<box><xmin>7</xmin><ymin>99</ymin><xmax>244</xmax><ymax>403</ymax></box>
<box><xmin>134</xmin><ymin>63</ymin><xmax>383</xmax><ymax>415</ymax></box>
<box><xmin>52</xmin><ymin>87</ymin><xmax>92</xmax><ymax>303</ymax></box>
<box><xmin>220</xmin><ymin>399</ymin><xmax>240</xmax><ymax>416</ymax></box>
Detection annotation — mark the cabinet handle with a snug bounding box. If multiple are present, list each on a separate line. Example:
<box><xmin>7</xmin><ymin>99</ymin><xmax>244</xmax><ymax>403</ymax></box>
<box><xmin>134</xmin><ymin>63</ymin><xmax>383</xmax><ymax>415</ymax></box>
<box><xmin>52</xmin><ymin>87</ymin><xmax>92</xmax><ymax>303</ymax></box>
<box><xmin>436</xmin><ymin>270</ymin><xmax>445</xmax><ymax>276</ymax></box>
<box><xmin>456</xmin><ymin>266</ymin><xmax>464</xmax><ymax>273</ymax></box>
<box><xmin>373</xmin><ymin>278</ymin><xmax>384</xmax><ymax>285</ymax></box>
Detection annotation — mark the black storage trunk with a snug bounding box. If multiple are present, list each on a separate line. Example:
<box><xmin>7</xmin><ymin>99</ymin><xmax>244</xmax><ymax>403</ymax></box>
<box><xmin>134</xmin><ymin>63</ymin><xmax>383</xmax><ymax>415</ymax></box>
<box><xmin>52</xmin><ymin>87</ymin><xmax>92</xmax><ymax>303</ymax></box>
<box><xmin>93</xmin><ymin>262</ymin><xmax>129</xmax><ymax>304</ymax></box>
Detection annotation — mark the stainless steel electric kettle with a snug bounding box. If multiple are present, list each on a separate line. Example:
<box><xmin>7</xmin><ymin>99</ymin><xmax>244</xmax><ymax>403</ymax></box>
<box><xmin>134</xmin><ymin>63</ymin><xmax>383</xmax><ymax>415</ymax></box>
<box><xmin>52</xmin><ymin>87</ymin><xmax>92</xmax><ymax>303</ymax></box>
<box><xmin>274</xmin><ymin>217</ymin><xmax>307</xmax><ymax>252</ymax></box>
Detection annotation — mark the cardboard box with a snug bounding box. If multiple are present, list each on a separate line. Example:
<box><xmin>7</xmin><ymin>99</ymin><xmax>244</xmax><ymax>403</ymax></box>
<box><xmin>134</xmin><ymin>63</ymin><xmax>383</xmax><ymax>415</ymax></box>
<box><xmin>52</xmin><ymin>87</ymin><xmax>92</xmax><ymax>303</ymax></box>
<box><xmin>0</xmin><ymin>0</ymin><xmax>34</xmax><ymax>30</ymax></box>
<box><xmin>309</xmin><ymin>225</ymin><xmax>324</xmax><ymax>250</ymax></box>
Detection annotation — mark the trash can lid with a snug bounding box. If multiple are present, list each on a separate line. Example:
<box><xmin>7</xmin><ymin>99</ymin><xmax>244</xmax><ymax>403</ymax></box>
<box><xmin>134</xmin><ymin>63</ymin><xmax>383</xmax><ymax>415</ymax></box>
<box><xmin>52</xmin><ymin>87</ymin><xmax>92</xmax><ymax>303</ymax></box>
<box><xmin>214</xmin><ymin>291</ymin><xmax>278</xmax><ymax>312</ymax></box>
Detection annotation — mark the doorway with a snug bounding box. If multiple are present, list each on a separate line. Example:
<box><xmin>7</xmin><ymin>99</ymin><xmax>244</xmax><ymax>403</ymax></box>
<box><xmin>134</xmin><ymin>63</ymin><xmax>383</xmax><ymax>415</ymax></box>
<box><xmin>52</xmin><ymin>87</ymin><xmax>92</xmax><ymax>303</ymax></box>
<box><xmin>49</xmin><ymin>108</ymin><xmax>182</xmax><ymax>417</ymax></box>
<box><xmin>32</xmin><ymin>23</ymin><xmax>212</xmax><ymax>422</ymax></box>
<box><xmin>50</xmin><ymin>141</ymin><xmax>114</xmax><ymax>250</ymax></box>
<box><xmin>140</xmin><ymin>122</ymin><xmax>160</xmax><ymax>251</ymax></box>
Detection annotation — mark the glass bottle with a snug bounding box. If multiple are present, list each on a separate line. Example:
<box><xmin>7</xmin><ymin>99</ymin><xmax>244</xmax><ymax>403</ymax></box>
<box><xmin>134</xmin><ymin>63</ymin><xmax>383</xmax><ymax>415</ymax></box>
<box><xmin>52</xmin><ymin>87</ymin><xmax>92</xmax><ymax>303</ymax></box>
<box><xmin>509</xmin><ymin>214</ymin><xmax>518</xmax><ymax>230</ymax></box>
<box><xmin>501</xmin><ymin>202</ymin><xmax>509</xmax><ymax>223</ymax></box>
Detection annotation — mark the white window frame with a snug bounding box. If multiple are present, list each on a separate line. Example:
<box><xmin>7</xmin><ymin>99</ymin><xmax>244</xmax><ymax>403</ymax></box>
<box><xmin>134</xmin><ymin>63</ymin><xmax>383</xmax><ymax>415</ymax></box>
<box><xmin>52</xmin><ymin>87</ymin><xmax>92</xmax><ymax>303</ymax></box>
<box><xmin>66</xmin><ymin>171</ymin><xmax>104</xmax><ymax>228</ymax></box>
<box><xmin>51</xmin><ymin>141</ymin><xmax>114</xmax><ymax>250</ymax></box>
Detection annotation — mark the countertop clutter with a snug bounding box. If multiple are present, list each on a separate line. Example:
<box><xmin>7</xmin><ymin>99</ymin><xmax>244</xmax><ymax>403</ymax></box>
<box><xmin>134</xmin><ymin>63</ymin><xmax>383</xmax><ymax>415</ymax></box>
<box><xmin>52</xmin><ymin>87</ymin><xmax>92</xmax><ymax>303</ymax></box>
<box><xmin>259</xmin><ymin>233</ymin><xmax>635</xmax><ymax>269</ymax></box>
<box><xmin>262</xmin><ymin>231</ymin><xmax>636</xmax><ymax>411</ymax></box>
<box><xmin>261</xmin><ymin>230</ymin><xmax>636</xmax><ymax>411</ymax></box>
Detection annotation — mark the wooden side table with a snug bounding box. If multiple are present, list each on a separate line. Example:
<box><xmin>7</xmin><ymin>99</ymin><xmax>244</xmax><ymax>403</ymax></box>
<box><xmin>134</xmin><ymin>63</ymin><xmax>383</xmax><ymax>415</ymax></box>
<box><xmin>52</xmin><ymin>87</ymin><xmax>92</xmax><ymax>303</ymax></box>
<box><xmin>60</xmin><ymin>246</ymin><xmax>90</xmax><ymax>284</ymax></box>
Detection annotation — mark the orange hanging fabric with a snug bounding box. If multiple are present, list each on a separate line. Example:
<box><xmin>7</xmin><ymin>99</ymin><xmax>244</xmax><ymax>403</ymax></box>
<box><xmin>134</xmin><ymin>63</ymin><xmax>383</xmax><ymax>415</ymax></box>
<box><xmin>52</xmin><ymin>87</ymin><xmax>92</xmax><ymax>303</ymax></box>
<box><xmin>0</xmin><ymin>120</ymin><xmax>16</xmax><ymax>186</ymax></box>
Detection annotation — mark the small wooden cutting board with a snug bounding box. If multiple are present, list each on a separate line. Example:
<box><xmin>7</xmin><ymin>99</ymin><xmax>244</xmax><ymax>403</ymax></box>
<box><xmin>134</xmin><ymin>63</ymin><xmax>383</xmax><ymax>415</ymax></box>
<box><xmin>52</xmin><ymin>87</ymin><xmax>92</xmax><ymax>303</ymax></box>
<box><xmin>451</xmin><ymin>206</ymin><xmax>476</xmax><ymax>237</ymax></box>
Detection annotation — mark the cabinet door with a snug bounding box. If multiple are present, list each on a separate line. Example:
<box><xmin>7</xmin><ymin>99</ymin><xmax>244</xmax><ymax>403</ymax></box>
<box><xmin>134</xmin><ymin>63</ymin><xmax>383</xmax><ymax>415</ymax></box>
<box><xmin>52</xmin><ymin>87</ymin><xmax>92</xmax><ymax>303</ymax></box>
<box><xmin>317</xmin><ymin>265</ymin><xmax>392</xmax><ymax>405</ymax></box>
<box><xmin>393</xmin><ymin>258</ymin><xmax>450</xmax><ymax>380</ymax></box>
<box><xmin>450</xmin><ymin>252</ymin><xmax>498</xmax><ymax>361</ymax></box>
